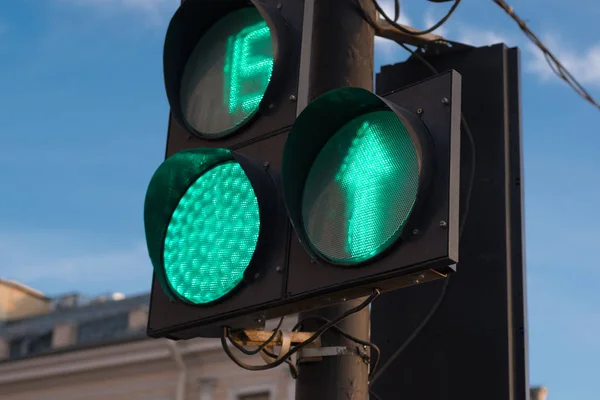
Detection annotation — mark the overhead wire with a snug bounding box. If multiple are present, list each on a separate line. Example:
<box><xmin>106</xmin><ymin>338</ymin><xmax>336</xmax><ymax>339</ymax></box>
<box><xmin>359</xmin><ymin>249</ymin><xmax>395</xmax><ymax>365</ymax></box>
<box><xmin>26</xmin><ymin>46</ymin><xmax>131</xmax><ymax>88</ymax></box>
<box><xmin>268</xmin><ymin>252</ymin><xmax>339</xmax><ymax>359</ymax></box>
<box><xmin>492</xmin><ymin>0</ymin><xmax>600</xmax><ymax>111</ymax></box>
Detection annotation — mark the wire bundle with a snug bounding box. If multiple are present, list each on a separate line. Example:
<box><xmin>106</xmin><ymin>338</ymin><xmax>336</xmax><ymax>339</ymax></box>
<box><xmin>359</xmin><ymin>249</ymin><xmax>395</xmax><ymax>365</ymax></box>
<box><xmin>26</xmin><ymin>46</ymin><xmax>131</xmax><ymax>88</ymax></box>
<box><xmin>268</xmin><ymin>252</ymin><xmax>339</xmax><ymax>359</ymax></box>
<box><xmin>221</xmin><ymin>290</ymin><xmax>381</xmax><ymax>378</ymax></box>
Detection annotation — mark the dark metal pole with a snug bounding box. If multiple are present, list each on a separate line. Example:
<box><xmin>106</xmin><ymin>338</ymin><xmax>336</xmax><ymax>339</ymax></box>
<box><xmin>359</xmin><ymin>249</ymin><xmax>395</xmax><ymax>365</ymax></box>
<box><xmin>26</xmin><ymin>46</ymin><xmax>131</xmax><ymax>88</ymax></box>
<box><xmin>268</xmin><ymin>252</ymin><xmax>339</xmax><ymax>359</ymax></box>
<box><xmin>295</xmin><ymin>1</ymin><xmax>375</xmax><ymax>400</ymax></box>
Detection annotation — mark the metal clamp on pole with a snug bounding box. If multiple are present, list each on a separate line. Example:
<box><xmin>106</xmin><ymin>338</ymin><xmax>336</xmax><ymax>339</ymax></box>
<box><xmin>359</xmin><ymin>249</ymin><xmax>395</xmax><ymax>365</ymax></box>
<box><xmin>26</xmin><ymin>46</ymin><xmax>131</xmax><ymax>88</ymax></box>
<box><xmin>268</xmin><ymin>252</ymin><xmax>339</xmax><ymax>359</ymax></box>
<box><xmin>298</xmin><ymin>345</ymin><xmax>370</xmax><ymax>364</ymax></box>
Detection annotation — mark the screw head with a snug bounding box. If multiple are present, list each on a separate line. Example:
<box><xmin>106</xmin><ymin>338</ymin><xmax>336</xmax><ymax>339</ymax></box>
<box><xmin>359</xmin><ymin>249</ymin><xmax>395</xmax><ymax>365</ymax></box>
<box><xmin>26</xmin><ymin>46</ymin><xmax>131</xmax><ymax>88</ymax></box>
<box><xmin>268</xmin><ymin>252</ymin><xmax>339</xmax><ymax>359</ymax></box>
<box><xmin>418</xmin><ymin>274</ymin><xmax>425</xmax><ymax>280</ymax></box>
<box><xmin>268</xmin><ymin>103</ymin><xmax>275</xmax><ymax>109</ymax></box>
<box><xmin>417</xmin><ymin>108</ymin><xmax>423</xmax><ymax>114</ymax></box>
<box><xmin>442</xmin><ymin>97</ymin><xmax>449</xmax><ymax>105</ymax></box>
<box><xmin>275</xmin><ymin>266</ymin><xmax>283</xmax><ymax>273</ymax></box>
<box><xmin>439</xmin><ymin>220</ymin><xmax>448</xmax><ymax>228</ymax></box>
<box><xmin>277</xmin><ymin>3</ymin><xmax>282</xmax><ymax>9</ymax></box>
<box><xmin>289</xmin><ymin>94</ymin><xmax>297</xmax><ymax>101</ymax></box>
<box><xmin>254</xmin><ymin>272</ymin><xmax>260</xmax><ymax>279</ymax></box>
<box><xmin>412</xmin><ymin>228</ymin><xmax>419</xmax><ymax>235</ymax></box>
<box><xmin>263</xmin><ymin>161</ymin><xmax>269</xmax><ymax>168</ymax></box>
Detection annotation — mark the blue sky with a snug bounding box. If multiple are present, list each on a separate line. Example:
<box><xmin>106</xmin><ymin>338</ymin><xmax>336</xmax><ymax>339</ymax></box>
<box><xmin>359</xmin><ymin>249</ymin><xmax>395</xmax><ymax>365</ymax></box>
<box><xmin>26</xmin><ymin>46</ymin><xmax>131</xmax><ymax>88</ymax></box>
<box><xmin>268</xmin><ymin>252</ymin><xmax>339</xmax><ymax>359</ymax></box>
<box><xmin>0</xmin><ymin>0</ymin><xmax>598</xmax><ymax>398</ymax></box>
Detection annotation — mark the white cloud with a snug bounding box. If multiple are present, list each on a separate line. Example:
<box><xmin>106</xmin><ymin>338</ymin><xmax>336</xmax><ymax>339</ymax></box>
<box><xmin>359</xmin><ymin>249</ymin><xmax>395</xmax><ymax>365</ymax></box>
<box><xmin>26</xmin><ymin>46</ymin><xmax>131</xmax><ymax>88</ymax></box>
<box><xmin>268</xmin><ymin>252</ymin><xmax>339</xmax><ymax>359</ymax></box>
<box><xmin>452</xmin><ymin>24</ymin><xmax>600</xmax><ymax>90</ymax></box>
<box><xmin>0</xmin><ymin>230</ymin><xmax>151</xmax><ymax>296</ymax></box>
<box><xmin>423</xmin><ymin>10</ymin><xmax>448</xmax><ymax>38</ymax></box>
<box><xmin>526</xmin><ymin>34</ymin><xmax>600</xmax><ymax>87</ymax></box>
<box><xmin>374</xmin><ymin>1</ymin><xmax>411</xmax><ymax>64</ymax></box>
<box><xmin>377</xmin><ymin>0</ymin><xmax>412</xmax><ymax>27</ymax></box>
<box><xmin>456</xmin><ymin>25</ymin><xmax>511</xmax><ymax>47</ymax></box>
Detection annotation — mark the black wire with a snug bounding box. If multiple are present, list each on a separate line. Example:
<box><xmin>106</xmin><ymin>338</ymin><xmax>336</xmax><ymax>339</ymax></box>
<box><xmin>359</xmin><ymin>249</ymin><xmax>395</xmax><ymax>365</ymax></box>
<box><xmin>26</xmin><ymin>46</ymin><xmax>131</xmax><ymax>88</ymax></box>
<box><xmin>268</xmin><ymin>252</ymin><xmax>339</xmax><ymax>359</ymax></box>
<box><xmin>393</xmin><ymin>0</ymin><xmax>400</xmax><ymax>22</ymax></box>
<box><xmin>373</xmin><ymin>0</ymin><xmax>461</xmax><ymax>35</ymax></box>
<box><xmin>342</xmin><ymin>11</ymin><xmax>476</xmax><ymax>380</ymax></box>
<box><xmin>221</xmin><ymin>290</ymin><xmax>380</xmax><ymax>371</ymax></box>
<box><xmin>262</xmin><ymin>348</ymin><xmax>300</xmax><ymax>379</ymax></box>
<box><xmin>492</xmin><ymin>0</ymin><xmax>600</xmax><ymax>111</ymax></box>
<box><xmin>369</xmin><ymin>277</ymin><xmax>449</xmax><ymax>385</ymax></box>
<box><xmin>226</xmin><ymin>316</ymin><xmax>284</xmax><ymax>355</ymax></box>
<box><xmin>369</xmin><ymin>389</ymin><xmax>384</xmax><ymax>400</ymax></box>
<box><xmin>363</xmin><ymin>44</ymin><xmax>477</xmax><ymax>385</ymax></box>
<box><xmin>292</xmin><ymin>316</ymin><xmax>381</xmax><ymax>381</ymax></box>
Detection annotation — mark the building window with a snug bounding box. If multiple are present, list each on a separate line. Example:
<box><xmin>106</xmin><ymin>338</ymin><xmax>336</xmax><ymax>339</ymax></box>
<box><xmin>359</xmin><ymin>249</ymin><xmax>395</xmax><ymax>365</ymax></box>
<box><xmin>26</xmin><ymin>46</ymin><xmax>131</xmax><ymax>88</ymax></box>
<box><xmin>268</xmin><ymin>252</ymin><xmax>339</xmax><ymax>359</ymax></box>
<box><xmin>238</xmin><ymin>393</ymin><xmax>270</xmax><ymax>400</ymax></box>
<box><xmin>77</xmin><ymin>313</ymin><xmax>129</xmax><ymax>344</ymax></box>
<box><xmin>9</xmin><ymin>332</ymin><xmax>52</xmax><ymax>358</ymax></box>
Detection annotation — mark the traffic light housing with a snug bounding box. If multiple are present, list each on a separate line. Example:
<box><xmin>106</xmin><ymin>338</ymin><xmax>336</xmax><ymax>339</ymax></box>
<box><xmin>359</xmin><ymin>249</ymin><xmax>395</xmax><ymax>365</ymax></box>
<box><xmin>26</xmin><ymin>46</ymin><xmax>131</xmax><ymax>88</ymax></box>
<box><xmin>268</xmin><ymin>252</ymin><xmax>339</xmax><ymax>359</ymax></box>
<box><xmin>146</xmin><ymin>0</ymin><xmax>304</xmax><ymax>339</ymax></box>
<box><xmin>283</xmin><ymin>72</ymin><xmax>461</xmax><ymax>298</ymax></box>
<box><xmin>145</xmin><ymin>0</ymin><xmax>462</xmax><ymax>340</ymax></box>
<box><xmin>163</xmin><ymin>0</ymin><xmax>301</xmax><ymax>149</ymax></box>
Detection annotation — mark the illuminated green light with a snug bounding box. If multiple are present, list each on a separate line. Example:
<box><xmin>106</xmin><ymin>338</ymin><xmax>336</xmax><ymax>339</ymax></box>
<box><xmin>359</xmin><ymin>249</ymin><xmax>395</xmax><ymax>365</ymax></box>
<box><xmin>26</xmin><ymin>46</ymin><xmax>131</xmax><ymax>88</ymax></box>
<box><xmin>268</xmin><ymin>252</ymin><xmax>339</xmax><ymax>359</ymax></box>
<box><xmin>302</xmin><ymin>110</ymin><xmax>420</xmax><ymax>264</ymax></box>
<box><xmin>162</xmin><ymin>162</ymin><xmax>260</xmax><ymax>304</ymax></box>
<box><xmin>181</xmin><ymin>7</ymin><xmax>274</xmax><ymax>137</ymax></box>
<box><xmin>227</xmin><ymin>22</ymin><xmax>273</xmax><ymax>114</ymax></box>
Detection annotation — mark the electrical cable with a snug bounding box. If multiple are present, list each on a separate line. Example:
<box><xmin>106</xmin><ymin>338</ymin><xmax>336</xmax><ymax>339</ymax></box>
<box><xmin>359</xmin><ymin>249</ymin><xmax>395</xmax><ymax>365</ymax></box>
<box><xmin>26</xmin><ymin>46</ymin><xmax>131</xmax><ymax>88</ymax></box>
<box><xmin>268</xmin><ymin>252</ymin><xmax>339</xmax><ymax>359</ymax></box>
<box><xmin>372</xmin><ymin>0</ymin><xmax>461</xmax><ymax>35</ymax></box>
<box><xmin>351</xmin><ymin>6</ymin><xmax>480</xmax><ymax>392</ymax></box>
<box><xmin>292</xmin><ymin>316</ymin><xmax>381</xmax><ymax>380</ymax></box>
<box><xmin>369</xmin><ymin>389</ymin><xmax>384</xmax><ymax>400</ymax></box>
<box><xmin>226</xmin><ymin>316</ymin><xmax>285</xmax><ymax>355</ymax></box>
<box><xmin>492</xmin><ymin>0</ymin><xmax>600</xmax><ymax>111</ymax></box>
<box><xmin>393</xmin><ymin>0</ymin><xmax>400</xmax><ymax>22</ymax></box>
<box><xmin>367</xmin><ymin>42</ymin><xmax>476</xmax><ymax>389</ymax></box>
<box><xmin>221</xmin><ymin>289</ymin><xmax>380</xmax><ymax>371</ymax></box>
<box><xmin>369</xmin><ymin>277</ymin><xmax>449</xmax><ymax>385</ymax></box>
<box><xmin>262</xmin><ymin>348</ymin><xmax>300</xmax><ymax>378</ymax></box>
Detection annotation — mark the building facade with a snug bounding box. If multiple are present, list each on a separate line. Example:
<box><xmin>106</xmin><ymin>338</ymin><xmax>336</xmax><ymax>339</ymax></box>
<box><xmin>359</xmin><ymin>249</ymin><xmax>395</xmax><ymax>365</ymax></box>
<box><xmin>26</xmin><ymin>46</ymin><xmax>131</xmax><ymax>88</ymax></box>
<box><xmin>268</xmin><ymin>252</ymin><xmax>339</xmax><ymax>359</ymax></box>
<box><xmin>0</xmin><ymin>280</ymin><xmax>293</xmax><ymax>400</ymax></box>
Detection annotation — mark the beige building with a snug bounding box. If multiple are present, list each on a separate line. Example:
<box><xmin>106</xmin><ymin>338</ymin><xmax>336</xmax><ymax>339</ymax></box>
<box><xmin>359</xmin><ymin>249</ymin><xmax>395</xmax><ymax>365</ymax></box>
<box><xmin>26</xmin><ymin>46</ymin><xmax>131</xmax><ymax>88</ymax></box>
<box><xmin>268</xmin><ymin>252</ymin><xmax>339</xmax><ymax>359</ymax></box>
<box><xmin>0</xmin><ymin>280</ymin><xmax>294</xmax><ymax>400</ymax></box>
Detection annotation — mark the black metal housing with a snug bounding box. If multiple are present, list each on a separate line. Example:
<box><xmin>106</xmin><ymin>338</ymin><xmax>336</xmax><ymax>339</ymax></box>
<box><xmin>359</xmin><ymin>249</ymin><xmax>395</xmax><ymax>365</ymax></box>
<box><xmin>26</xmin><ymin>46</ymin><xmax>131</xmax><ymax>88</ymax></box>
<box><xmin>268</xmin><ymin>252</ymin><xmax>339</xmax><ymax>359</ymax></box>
<box><xmin>147</xmin><ymin>0</ymin><xmax>305</xmax><ymax>340</ymax></box>
<box><xmin>163</xmin><ymin>0</ymin><xmax>300</xmax><ymax>142</ymax></box>
<box><xmin>143</xmin><ymin>149</ymin><xmax>286</xmax><ymax>308</ymax></box>
<box><xmin>285</xmin><ymin>70</ymin><xmax>461</xmax><ymax>296</ymax></box>
<box><xmin>282</xmin><ymin>87</ymin><xmax>436</xmax><ymax>267</ymax></box>
<box><xmin>371</xmin><ymin>44</ymin><xmax>529</xmax><ymax>400</ymax></box>
<box><xmin>147</xmin><ymin>71</ymin><xmax>462</xmax><ymax>339</ymax></box>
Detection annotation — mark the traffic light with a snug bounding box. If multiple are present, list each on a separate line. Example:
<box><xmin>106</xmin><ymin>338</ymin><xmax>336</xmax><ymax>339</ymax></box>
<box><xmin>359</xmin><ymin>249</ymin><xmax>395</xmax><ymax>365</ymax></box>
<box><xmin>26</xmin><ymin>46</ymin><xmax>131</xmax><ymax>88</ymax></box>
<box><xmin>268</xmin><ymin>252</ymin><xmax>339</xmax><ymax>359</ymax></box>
<box><xmin>282</xmin><ymin>72</ymin><xmax>462</xmax><ymax>298</ymax></box>
<box><xmin>145</xmin><ymin>0</ymin><xmax>304</xmax><ymax>339</ymax></box>
<box><xmin>145</xmin><ymin>0</ymin><xmax>462</xmax><ymax>340</ymax></box>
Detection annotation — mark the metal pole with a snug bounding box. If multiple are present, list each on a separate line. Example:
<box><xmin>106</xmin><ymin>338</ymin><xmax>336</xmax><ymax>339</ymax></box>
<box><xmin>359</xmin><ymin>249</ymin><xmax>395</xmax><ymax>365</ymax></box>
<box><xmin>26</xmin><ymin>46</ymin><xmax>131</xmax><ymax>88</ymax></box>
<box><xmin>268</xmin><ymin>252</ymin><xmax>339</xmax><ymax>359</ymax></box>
<box><xmin>295</xmin><ymin>1</ymin><xmax>375</xmax><ymax>399</ymax></box>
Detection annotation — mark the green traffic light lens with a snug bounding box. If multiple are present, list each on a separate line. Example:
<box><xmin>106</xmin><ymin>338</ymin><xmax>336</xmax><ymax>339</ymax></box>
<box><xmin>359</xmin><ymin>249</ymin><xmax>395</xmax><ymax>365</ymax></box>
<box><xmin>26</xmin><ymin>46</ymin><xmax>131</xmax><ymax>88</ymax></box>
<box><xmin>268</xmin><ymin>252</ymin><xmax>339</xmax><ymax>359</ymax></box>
<box><xmin>180</xmin><ymin>7</ymin><xmax>274</xmax><ymax>138</ymax></box>
<box><xmin>163</xmin><ymin>161</ymin><xmax>260</xmax><ymax>304</ymax></box>
<box><xmin>302</xmin><ymin>110</ymin><xmax>420</xmax><ymax>265</ymax></box>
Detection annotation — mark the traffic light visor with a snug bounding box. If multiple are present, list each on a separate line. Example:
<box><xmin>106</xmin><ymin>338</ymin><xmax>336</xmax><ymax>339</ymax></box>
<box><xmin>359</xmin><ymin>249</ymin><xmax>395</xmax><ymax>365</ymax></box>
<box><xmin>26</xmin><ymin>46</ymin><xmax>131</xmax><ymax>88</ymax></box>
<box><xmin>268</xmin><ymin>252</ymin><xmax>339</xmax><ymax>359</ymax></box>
<box><xmin>144</xmin><ymin>149</ymin><xmax>261</xmax><ymax>304</ymax></box>
<box><xmin>283</xmin><ymin>88</ymin><xmax>430</xmax><ymax>266</ymax></box>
